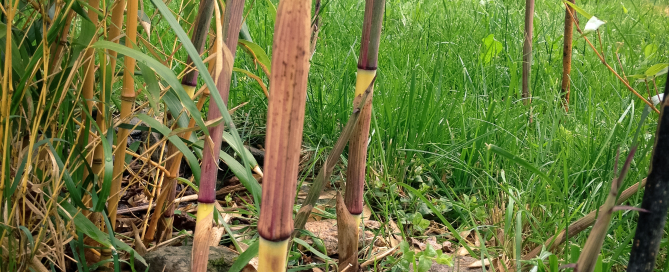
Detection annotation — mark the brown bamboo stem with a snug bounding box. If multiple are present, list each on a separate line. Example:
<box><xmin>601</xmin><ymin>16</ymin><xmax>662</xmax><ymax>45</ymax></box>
<box><xmin>191</xmin><ymin>1</ymin><xmax>246</xmax><ymax>271</ymax></box>
<box><xmin>521</xmin><ymin>0</ymin><xmax>534</xmax><ymax>105</ymax></box>
<box><xmin>152</xmin><ymin>0</ymin><xmax>218</xmax><ymax>242</ymax></box>
<box><xmin>560</xmin><ymin>0</ymin><xmax>575</xmax><ymax>112</ymax></box>
<box><xmin>344</xmin><ymin>0</ymin><xmax>385</xmax><ymax>217</ymax></box>
<box><xmin>257</xmin><ymin>0</ymin><xmax>311</xmax><ymax>271</ymax></box>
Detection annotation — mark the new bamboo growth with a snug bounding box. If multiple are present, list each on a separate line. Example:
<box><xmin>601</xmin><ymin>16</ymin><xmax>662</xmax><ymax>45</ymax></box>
<box><xmin>521</xmin><ymin>0</ymin><xmax>534</xmax><ymax>105</ymax></box>
<box><xmin>191</xmin><ymin>1</ymin><xmax>246</xmax><ymax>271</ymax></box>
<box><xmin>257</xmin><ymin>0</ymin><xmax>311</xmax><ymax>271</ymax></box>
<box><xmin>341</xmin><ymin>0</ymin><xmax>385</xmax><ymax>270</ymax></box>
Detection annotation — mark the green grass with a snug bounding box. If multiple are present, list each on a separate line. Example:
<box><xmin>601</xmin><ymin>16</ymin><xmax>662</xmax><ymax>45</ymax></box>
<box><xmin>221</xmin><ymin>0</ymin><xmax>669</xmax><ymax>270</ymax></box>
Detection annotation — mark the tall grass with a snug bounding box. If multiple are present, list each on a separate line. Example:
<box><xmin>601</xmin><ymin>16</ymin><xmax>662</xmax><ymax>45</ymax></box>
<box><xmin>239</xmin><ymin>0</ymin><xmax>668</xmax><ymax>269</ymax></box>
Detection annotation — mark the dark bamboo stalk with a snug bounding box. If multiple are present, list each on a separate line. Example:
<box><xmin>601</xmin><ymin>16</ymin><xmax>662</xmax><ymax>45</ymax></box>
<box><xmin>521</xmin><ymin>0</ymin><xmax>534</xmax><ymax>105</ymax></box>
<box><xmin>150</xmin><ymin>0</ymin><xmax>216</xmax><ymax>243</ymax></box>
<box><xmin>191</xmin><ymin>1</ymin><xmax>245</xmax><ymax>271</ymax></box>
<box><xmin>340</xmin><ymin>1</ymin><xmax>384</xmax><ymax>270</ymax></box>
<box><xmin>627</xmin><ymin>72</ymin><xmax>669</xmax><ymax>272</ymax></box>
<box><xmin>560</xmin><ymin>0</ymin><xmax>575</xmax><ymax>112</ymax></box>
<box><xmin>257</xmin><ymin>0</ymin><xmax>311</xmax><ymax>271</ymax></box>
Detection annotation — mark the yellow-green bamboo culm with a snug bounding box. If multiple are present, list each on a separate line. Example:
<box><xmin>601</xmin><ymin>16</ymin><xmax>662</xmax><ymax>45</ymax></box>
<box><xmin>108</xmin><ymin>0</ymin><xmax>139</xmax><ymax>232</ymax></box>
<box><xmin>191</xmin><ymin>0</ymin><xmax>246</xmax><ymax>271</ymax></box>
<box><xmin>257</xmin><ymin>0</ymin><xmax>311</xmax><ymax>271</ymax></box>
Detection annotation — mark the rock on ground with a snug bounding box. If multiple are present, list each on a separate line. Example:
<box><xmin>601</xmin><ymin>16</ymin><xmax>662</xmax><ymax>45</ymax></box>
<box><xmin>134</xmin><ymin>246</ymin><xmax>238</xmax><ymax>272</ymax></box>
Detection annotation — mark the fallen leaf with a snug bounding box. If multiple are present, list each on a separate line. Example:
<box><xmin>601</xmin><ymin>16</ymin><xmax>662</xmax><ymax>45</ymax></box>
<box><xmin>457</xmin><ymin>247</ymin><xmax>469</xmax><ymax>256</ymax></box>
<box><xmin>362</xmin><ymin>205</ymin><xmax>372</xmax><ymax>221</ymax></box>
<box><xmin>468</xmin><ymin>259</ymin><xmax>491</xmax><ymax>268</ymax></box>
<box><xmin>442</xmin><ymin>241</ymin><xmax>453</xmax><ymax>253</ymax></box>
<box><xmin>411</xmin><ymin>237</ymin><xmax>426</xmax><ymax>251</ymax></box>
<box><xmin>426</xmin><ymin>236</ymin><xmax>443</xmax><ymax>251</ymax></box>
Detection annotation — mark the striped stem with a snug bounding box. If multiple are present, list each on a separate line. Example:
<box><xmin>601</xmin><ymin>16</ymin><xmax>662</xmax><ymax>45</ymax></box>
<box><xmin>257</xmin><ymin>0</ymin><xmax>311</xmax><ymax>271</ymax></box>
<box><xmin>560</xmin><ymin>0</ymin><xmax>575</xmax><ymax>111</ymax></box>
<box><xmin>191</xmin><ymin>1</ymin><xmax>246</xmax><ymax>271</ymax></box>
<box><xmin>341</xmin><ymin>1</ymin><xmax>384</xmax><ymax>270</ymax></box>
<box><xmin>521</xmin><ymin>0</ymin><xmax>534</xmax><ymax>105</ymax></box>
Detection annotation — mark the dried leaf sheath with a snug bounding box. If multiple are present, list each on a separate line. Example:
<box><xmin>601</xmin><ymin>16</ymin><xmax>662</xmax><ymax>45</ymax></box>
<box><xmin>257</xmin><ymin>0</ymin><xmax>311</xmax><ymax>242</ymax></box>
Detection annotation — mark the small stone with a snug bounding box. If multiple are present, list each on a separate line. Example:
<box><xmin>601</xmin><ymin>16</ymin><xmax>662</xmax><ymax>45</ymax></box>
<box><xmin>134</xmin><ymin>246</ymin><xmax>238</xmax><ymax>272</ymax></box>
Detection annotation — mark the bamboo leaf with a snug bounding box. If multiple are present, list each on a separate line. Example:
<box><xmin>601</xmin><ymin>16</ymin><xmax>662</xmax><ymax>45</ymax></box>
<box><xmin>644</xmin><ymin>63</ymin><xmax>668</xmax><ymax>77</ymax></box>
<box><xmin>563</xmin><ymin>0</ymin><xmax>593</xmax><ymax>19</ymax></box>
<box><xmin>56</xmin><ymin>198</ymin><xmax>147</xmax><ymax>265</ymax></box>
<box><xmin>294</xmin><ymin>237</ymin><xmax>332</xmax><ymax>261</ymax></box>
<box><xmin>239</xmin><ymin>39</ymin><xmax>271</xmax><ymax>74</ymax></box>
<box><xmin>91</xmin><ymin>41</ymin><xmax>209</xmax><ymax>137</ymax></box>
<box><xmin>47</xmin><ymin>144</ymin><xmax>87</xmax><ymax>209</ymax></box>
<box><xmin>228</xmin><ymin>240</ymin><xmax>259</xmax><ymax>272</ymax></box>
<box><xmin>222</xmin><ymin>131</ymin><xmax>258</xmax><ymax>168</ymax></box>
<box><xmin>135</xmin><ymin>113</ymin><xmax>202</xmax><ymax>182</ymax></box>
<box><xmin>138</xmin><ymin>62</ymin><xmax>161</xmax><ymax>112</ymax></box>
<box><xmin>263</xmin><ymin>0</ymin><xmax>277</xmax><ymax>21</ymax></box>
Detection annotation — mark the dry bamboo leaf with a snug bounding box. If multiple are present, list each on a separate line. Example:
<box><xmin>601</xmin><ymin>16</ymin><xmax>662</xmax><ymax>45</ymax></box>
<box><xmin>457</xmin><ymin>247</ymin><xmax>469</xmax><ymax>256</ymax></box>
<box><xmin>362</xmin><ymin>205</ymin><xmax>372</xmax><ymax>221</ymax></box>
<box><xmin>468</xmin><ymin>259</ymin><xmax>491</xmax><ymax>268</ymax></box>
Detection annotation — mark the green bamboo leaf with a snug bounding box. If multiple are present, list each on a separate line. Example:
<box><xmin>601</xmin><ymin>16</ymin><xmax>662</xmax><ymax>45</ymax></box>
<box><xmin>238</xmin><ymin>40</ymin><xmax>271</xmax><ymax>74</ymax></box>
<box><xmin>397</xmin><ymin>183</ymin><xmax>474</xmax><ymax>256</ymax></box>
<box><xmin>56</xmin><ymin>198</ymin><xmax>147</xmax><ymax>265</ymax></box>
<box><xmin>177</xmin><ymin>177</ymin><xmax>199</xmax><ymax>193</ymax></box>
<box><xmin>222</xmin><ymin>131</ymin><xmax>259</xmax><ymax>168</ymax></box>
<box><xmin>91</xmin><ymin>41</ymin><xmax>209</xmax><ymax>137</ymax></box>
<box><xmin>228</xmin><ymin>240</ymin><xmax>259</xmax><ymax>272</ymax></box>
<box><xmin>563</xmin><ymin>0</ymin><xmax>593</xmax><ymax>19</ymax></box>
<box><xmin>263</xmin><ymin>0</ymin><xmax>277</xmax><ymax>22</ymax></box>
<box><xmin>150</xmin><ymin>0</ymin><xmax>261</xmax><ymax>204</ymax></box>
<box><xmin>644</xmin><ymin>63</ymin><xmax>668</xmax><ymax>77</ymax></box>
<box><xmin>47</xmin><ymin>144</ymin><xmax>87</xmax><ymax>209</ymax></box>
<box><xmin>138</xmin><ymin>62</ymin><xmax>161</xmax><ymax>112</ymax></box>
<box><xmin>135</xmin><ymin>113</ymin><xmax>202</xmax><ymax>182</ymax></box>
<box><xmin>486</xmin><ymin>144</ymin><xmax>552</xmax><ymax>182</ymax></box>
<box><xmin>239</xmin><ymin>20</ymin><xmax>253</xmax><ymax>42</ymax></box>
<box><xmin>293</xmin><ymin>238</ymin><xmax>332</xmax><ymax>261</ymax></box>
